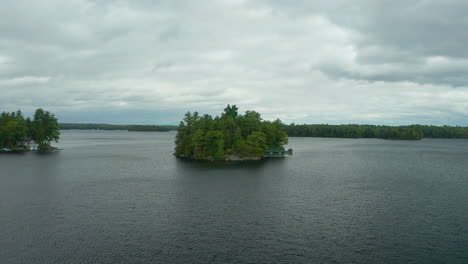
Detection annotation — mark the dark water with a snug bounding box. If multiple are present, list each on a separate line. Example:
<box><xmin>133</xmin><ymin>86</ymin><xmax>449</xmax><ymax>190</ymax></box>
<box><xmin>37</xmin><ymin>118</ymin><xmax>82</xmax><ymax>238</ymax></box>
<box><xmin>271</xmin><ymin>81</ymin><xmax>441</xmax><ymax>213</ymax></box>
<box><xmin>1</xmin><ymin>131</ymin><xmax>467</xmax><ymax>264</ymax></box>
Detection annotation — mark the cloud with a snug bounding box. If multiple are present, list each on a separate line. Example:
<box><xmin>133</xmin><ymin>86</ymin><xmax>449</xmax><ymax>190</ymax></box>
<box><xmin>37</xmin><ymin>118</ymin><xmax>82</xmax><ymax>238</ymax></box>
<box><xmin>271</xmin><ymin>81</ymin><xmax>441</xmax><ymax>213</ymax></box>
<box><xmin>0</xmin><ymin>0</ymin><xmax>467</xmax><ymax>125</ymax></box>
<box><xmin>0</xmin><ymin>76</ymin><xmax>50</xmax><ymax>86</ymax></box>
<box><xmin>263</xmin><ymin>0</ymin><xmax>468</xmax><ymax>86</ymax></box>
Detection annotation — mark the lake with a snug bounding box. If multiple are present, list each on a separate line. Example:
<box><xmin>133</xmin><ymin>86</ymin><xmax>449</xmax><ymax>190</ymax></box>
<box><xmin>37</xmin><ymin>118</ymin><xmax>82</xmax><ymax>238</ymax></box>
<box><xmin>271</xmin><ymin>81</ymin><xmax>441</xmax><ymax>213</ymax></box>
<box><xmin>1</xmin><ymin>130</ymin><xmax>467</xmax><ymax>263</ymax></box>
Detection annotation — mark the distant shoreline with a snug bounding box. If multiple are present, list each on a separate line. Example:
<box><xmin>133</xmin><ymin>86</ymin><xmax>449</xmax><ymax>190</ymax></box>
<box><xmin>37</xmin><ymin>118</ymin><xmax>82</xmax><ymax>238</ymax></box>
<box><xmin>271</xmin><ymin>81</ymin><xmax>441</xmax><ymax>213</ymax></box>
<box><xmin>60</xmin><ymin>123</ymin><xmax>178</xmax><ymax>132</ymax></box>
<box><xmin>59</xmin><ymin>123</ymin><xmax>468</xmax><ymax>140</ymax></box>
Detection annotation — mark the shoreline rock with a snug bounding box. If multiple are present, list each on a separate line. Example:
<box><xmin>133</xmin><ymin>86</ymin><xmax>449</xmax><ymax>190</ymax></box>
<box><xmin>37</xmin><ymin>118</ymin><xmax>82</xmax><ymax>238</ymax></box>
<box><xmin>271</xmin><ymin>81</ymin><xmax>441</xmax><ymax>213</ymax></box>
<box><xmin>1</xmin><ymin>146</ymin><xmax>61</xmax><ymax>153</ymax></box>
<box><xmin>175</xmin><ymin>154</ymin><xmax>263</xmax><ymax>162</ymax></box>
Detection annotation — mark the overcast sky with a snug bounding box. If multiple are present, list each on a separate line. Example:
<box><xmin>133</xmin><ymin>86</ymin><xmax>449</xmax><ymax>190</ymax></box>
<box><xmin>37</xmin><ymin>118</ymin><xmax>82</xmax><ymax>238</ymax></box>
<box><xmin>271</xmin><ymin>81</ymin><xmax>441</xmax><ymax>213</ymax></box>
<box><xmin>1</xmin><ymin>0</ymin><xmax>467</xmax><ymax>125</ymax></box>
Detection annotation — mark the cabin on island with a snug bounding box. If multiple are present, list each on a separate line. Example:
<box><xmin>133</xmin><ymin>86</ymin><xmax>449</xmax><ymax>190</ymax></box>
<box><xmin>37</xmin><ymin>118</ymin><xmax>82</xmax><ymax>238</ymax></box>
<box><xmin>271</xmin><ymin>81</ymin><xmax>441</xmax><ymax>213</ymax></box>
<box><xmin>265</xmin><ymin>147</ymin><xmax>286</xmax><ymax>158</ymax></box>
<box><xmin>24</xmin><ymin>139</ymin><xmax>39</xmax><ymax>150</ymax></box>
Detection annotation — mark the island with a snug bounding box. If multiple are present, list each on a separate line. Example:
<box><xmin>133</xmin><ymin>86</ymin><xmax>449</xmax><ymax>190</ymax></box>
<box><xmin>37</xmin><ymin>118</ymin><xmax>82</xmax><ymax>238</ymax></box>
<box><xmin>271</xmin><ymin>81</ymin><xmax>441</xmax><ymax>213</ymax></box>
<box><xmin>174</xmin><ymin>105</ymin><xmax>291</xmax><ymax>161</ymax></box>
<box><xmin>0</xmin><ymin>109</ymin><xmax>60</xmax><ymax>151</ymax></box>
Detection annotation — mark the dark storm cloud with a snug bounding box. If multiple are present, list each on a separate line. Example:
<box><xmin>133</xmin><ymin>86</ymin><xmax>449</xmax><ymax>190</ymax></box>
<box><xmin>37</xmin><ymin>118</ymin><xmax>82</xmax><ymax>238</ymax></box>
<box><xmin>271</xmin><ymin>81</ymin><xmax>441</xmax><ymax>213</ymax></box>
<box><xmin>0</xmin><ymin>0</ymin><xmax>467</xmax><ymax>125</ymax></box>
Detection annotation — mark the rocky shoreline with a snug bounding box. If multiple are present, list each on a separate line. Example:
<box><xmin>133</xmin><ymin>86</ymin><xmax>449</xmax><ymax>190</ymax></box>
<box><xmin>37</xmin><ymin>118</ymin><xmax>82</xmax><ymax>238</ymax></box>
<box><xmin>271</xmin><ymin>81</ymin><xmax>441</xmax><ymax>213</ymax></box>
<box><xmin>1</xmin><ymin>146</ymin><xmax>61</xmax><ymax>152</ymax></box>
<box><xmin>175</xmin><ymin>154</ymin><xmax>263</xmax><ymax>162</ymax></box>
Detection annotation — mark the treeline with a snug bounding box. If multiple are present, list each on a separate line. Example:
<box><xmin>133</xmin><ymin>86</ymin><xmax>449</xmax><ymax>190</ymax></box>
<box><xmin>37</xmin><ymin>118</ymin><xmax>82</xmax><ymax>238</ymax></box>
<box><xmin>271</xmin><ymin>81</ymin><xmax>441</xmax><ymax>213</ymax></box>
<box><xmin>58</xmin><ymin>121</ymin><xmax>468</xmax><ymax>140</ymax></box>
<box><xmin>60</xmin><ymin>123</ymin><xmax>128</xmax><ymax>130</ymax></box>
<box><xmin>128</xmin><ymin>125</ymin><xmax>171</xmax><ymax>132</ymax></box>
<box><xmin>60</xmin><ymin>123</ymin><xmax>178</xmax><ymax>131</ymax></box>
<box><xmin>0</xmin><ymin>109</ymin><xmax>60</xmax><ymax>150</ymax></box>
<box><xmin>283</xmin><ymin>124</ymin><xmax>468</xmax><ymax>140</ymax></box>
<box><xmin>175</xmin><ymin>105</ymin><xmax>288</xmax><ymax>160</ymax></box>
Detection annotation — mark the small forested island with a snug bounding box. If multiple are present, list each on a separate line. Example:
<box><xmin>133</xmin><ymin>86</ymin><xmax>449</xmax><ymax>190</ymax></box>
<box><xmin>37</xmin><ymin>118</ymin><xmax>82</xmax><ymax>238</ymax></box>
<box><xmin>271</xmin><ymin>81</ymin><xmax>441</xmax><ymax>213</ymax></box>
<box><xmin>0</xmin><ymin>109</ymin><xmax>60</xmax><ymax>151</ymax></box>
<box><xmin>175</xmin><ymin>105</ymin><xmax>290</xmax><ymax>161</ymax></box>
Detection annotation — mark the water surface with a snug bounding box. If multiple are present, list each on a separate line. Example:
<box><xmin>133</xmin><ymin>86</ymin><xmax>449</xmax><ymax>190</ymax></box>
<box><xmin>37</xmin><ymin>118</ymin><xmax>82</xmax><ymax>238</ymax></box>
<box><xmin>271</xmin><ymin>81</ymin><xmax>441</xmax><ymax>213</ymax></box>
<box><xmin>1</xmin><ymin>130</ymin><xmax>467</xmax><ymax>263</ymax></box>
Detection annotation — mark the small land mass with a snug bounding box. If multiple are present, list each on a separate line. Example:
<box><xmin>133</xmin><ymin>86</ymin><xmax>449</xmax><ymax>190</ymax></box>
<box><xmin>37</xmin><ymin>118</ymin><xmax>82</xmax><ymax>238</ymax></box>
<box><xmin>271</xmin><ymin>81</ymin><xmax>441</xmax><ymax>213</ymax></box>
<box><xmin>174</xmin><ymin>105</ymin><xmax>290</xmax><ymax>161</ymax></box>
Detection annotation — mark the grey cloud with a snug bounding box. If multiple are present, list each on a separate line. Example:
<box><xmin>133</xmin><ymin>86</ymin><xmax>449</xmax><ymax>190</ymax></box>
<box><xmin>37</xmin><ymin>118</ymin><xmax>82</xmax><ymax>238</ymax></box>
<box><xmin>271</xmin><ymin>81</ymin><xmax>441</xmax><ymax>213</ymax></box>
<box><xmin>264</xmin><ymin>0</ymin><xmax>468</xmax><ymax>86</ymax></box>
<box><xmin>0</xmin><ymin>0</ymin><xmax>467</xmax><ymax>125</ymax></box>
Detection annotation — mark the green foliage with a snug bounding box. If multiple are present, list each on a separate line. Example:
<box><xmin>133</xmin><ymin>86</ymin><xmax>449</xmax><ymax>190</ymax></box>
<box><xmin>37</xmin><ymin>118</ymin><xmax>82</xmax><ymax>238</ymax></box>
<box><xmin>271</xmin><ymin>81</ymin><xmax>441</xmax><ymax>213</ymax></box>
<box><xmin>283</xmin><ymin>124</ymin><xmax>468</xmax><ymax>140</ymax></box>
<box><xmin>241</xmin><ymin>131</ymin><xmax>268</xmax><ymax>157</ymax></box>
<box><xmin>222</xmin><ymin>104</ymin><xmax>239</xmax><ymax>118</ymax></box>
<box><xmin>174</xmin><ymin>105</ymin><xmax>288</xmax><ymax>160</ymax></box>
<box><xmin>127</xmin><ymin>125</ymin><xmax>170</xmax><ymax>132</ymax></box>
<box><xmin>0</xmin><ymin>111</ymin><xmax>26</xmax><ymax>148</ymax></box>
<box><xmin>0</xmin><ymin>109</ymin><xmax>60</xmax><ymax>149</ymax></box>
<box><xmin>31</xmin><ymin>109</ymin><xmax>60</xmax><ymax>147</ymax></box>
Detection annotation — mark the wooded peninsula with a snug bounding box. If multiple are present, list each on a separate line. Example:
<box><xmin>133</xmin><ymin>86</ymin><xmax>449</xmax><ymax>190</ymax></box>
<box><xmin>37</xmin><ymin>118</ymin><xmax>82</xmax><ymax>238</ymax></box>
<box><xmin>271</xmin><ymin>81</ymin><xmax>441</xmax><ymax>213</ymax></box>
<box><xmin>0</xmin><ymin>109</ymin><xmax>60</xmax><ymax>151</ymax></box>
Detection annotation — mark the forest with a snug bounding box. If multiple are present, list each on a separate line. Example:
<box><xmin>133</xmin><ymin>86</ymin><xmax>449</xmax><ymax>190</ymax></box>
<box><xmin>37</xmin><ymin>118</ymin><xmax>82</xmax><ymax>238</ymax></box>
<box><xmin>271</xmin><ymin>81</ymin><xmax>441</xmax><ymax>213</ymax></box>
<box><xmin>175</xmin><ymin>105</ymin><xmax>288</xmax><ymax>161</ymax></box>
<box><xmin>283</xmin><ymin>124</ymin><xmax>468</xmax><ymax>139</ymax></box>
<box><xmin>0</xmin><ymin>109</ymin><xmax>60</xmax><ymax>150</ymax></box>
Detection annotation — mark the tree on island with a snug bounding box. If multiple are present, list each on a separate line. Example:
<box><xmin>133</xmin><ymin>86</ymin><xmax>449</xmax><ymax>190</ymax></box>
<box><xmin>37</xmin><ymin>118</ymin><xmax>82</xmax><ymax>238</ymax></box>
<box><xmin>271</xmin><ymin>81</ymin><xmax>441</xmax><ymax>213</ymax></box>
<box><xmin>0</xmin><ymin>108</ymin><xmax>60</xmax><ymax>150</ymax></box>
<box><xmin>174</xmin><ymin>105</ymin><xmax>288</xmax><ymax>161</ymax></box>
<box><xmin>31</xmin><ymin>109</ymin><xmax>60</xmax><ymax>150</ymax></box>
